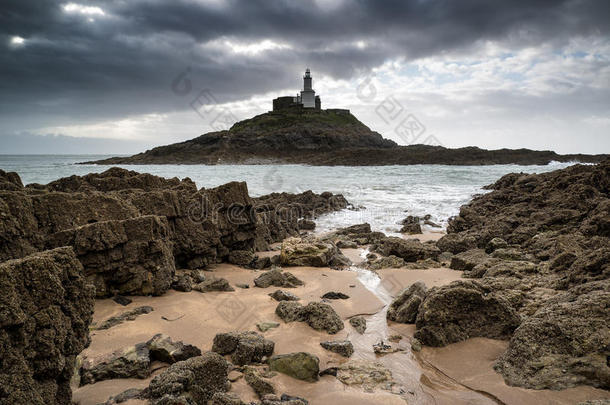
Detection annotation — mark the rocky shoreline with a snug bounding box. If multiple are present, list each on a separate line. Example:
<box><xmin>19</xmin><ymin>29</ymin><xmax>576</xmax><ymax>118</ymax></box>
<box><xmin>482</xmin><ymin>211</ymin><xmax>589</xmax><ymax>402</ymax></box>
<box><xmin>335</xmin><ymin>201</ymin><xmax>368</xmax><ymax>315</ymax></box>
<box><xmin>82</xmin><ymin>110</ymin><xmax>608</xmax><ymax>166</ymax></box>
<box><xmin>0</xmin><ymin>161</ymin><xmax>609</xmax><ymax>404</ymax></box>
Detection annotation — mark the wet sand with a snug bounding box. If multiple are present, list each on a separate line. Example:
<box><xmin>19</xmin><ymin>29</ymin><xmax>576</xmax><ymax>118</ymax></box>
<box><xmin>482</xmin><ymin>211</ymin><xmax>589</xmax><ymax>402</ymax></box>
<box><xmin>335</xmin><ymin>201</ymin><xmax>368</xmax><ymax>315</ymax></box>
<box><xmin>73</xmin><ymin>244</ymin><xmax>609</xmax><ymax>405</ymax></box>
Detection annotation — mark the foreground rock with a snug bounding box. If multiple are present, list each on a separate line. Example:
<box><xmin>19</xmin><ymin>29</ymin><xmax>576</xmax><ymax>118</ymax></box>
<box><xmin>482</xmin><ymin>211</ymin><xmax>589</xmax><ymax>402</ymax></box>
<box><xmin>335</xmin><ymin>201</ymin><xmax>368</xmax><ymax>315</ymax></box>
<box><xmin>254</xmin><ymin>268</ymin><xmax>304</xmax><ymax>288</ymax></box>
<box><xmin>260</xmin><ymin>394</ymin><xmax>309</xmax><ymax>405</ymax></box>
<box><xmin>193</xmin><ymin>277</ymin><xmax>235</xmax><ymax>292</ymax></box>
<box><xmin>323</xmin><ymin>223</ymin><xmax>386</xmax><ymax>246</ymax></box>
<box><xmin>244</xmin><ymin>366</ymin><xmax>276</xmax><ymax>398</ymax></box>
<box><xmin>335</xmin><ymin>360</ymin><xmax>393</xmax><ymax>392</ymax></box>
<box><xmin>374</xmin><ymin>237</ymin><xmax>440</xmax><ymax>262</ymax></box>
<box><xmin>414</xmin><ymin>280</ymin><xmax>521</xmax><ymax>347</ymax></box>
<box><xmin>0</xmin><ymin>247</ymin><xmax>94</xmax><ymax>405</ymax></box>
<box><xmin>320</xmin><ymin>340</ymin><xmax>354</xmax><ymax>357</ymax></box>
<box><xmin>387</xmin><ymin>281</ymin><xmax>427</xmax><ymax>324</ymax></box>
<box><xmin>212</xmin><ymin>331</ymin><xmax>275</xmax><ymax>365</ymax></box>
<box><xmin>146</xmin><ymin>334</ymin><xmax>202</xmax><ymax>364</ymax></box>
<box><xmin>269</xmin><ymin>352</ymin><xmax>320</xmax><ymax>382</ymax></box>
<box><xmin>349</xmin><ymin>316</ymin><xmax>367</xmax><ymax>334</ymax></box>
<box><xmin>280</xmin><ymin>237</ymin><xmax>350</xmax><ymax>267</ymax></box>
<box><xmin>145</xmin><ymin>353</ymin><xmax>230</xmax><ymax>404</ymax></box>
<box><xmin>495</xmin><ymin>290</ymin><xmax>610</xmax><ymax>390</ymax></box>
<box><xmin>269</xmin><ymin>290</ymin><xmax>300</xmax><ymax>301</ymax></box>
<box><xmin>80</xmin><ymin>343</ymin><xmax>151</xmax><ymax>385</ymax></box>
<box><xmin>95</xmin><ymin>306</ymin><xmax>153</xmax><ymax>330</ymax></box>
<box><xmin>275</xmin><ymin>301</ymin><xmax>344</xmax><ymax>334</ymax></box>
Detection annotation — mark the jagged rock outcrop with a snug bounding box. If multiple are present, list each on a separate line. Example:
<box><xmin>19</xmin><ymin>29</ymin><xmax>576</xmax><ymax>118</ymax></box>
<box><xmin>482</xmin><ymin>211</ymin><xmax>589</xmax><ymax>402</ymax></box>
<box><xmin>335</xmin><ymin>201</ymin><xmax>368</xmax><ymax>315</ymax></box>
<box><xmin>253</xmin><ymin>190</ymin><xmax>349</xmax><ymax>249</ymax></box>
<box><xmin>46</xmin><ymin>215</ymin><xmax>175</xmax><ymax>297</ymax></box>
<box><xmin>0</xmin><ymin>168</ymin><xmax>256</xmax><ymax>269</ymax></box>
<box><xmin>0</xmin><ymin>247</ymin><xmax>94</xmax><ymax>405</ymax></box>
<box><xmin>0</xmin><ymin>168</ymin><xmax>348</xmax><ymax>281</ymax></box>
<box><xmin>0</xmin><ymin>169</ymin><xmax>23</xmax><ymax>191</ymax></box>
<box><xmin>430</xmin><ymin>160</ymin><xmax>610</xmax><ymax>389</ymax></box>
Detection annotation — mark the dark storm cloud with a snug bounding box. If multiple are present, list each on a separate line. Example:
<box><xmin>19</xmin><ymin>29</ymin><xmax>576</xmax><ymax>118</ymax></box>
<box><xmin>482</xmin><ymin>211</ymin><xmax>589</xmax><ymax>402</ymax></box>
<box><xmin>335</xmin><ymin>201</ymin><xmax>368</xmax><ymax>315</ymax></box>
<box><xmin>0</xmin><ymin>0</ymin><xmax>608</xmax><ymax>131</ymax></box>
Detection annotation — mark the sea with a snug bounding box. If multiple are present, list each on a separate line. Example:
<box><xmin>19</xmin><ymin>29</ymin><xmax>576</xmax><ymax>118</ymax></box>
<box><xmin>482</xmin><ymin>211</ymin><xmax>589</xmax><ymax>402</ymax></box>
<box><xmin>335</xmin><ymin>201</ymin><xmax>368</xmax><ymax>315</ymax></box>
<box><xmin>0</xmin><ymin>155</ymin><xmax>578</xmax><ymax>235</ymax></box>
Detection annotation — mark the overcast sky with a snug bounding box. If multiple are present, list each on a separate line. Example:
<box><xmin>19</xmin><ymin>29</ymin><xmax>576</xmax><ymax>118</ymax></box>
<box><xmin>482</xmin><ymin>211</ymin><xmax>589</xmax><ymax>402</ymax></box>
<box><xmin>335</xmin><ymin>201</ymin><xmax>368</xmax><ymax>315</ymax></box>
<box><xmin>1</xmin><ymin>0</ymin><xmax>609</xmax><ymax>154</ymax></box>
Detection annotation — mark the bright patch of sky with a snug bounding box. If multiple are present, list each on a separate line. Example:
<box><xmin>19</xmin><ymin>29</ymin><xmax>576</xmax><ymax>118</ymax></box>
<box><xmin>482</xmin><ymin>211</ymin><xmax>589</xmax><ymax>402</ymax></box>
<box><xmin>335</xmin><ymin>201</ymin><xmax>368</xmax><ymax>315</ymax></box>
<box><xmin>62</xmin><ymin>3</ymin><xmax>105</xmax><ymax>16</ymax></box>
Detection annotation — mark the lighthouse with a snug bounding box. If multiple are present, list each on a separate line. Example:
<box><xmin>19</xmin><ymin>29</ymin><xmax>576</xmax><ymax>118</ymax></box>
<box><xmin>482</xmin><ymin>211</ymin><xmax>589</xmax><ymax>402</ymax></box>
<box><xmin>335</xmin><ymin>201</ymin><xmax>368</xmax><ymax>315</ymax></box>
<box><xmin>272</xmin><ymin>68</ymin><xmax>322</xmax><ymax>111</ymax></box>
<box><xmin>300</xmin><ymin>68</ymin><xmax>316</xmax><ymax>108</ymax></box>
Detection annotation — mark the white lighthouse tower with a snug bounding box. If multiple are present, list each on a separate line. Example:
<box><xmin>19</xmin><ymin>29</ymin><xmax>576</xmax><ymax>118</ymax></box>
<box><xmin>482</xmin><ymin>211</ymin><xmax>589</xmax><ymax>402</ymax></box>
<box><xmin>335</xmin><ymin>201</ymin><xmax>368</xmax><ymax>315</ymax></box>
<box><xmin>300</xmin><ymin>68</ymin><xmax>316</xmax><ymax>108</ymax></box>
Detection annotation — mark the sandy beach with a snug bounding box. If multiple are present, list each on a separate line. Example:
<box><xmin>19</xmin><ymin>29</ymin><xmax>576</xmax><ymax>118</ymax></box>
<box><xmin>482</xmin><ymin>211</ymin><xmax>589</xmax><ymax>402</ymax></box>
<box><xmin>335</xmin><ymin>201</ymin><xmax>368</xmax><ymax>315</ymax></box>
<box><xmin>73</xmin><ymin>242</ymin><xmax>609</xmax><ymax>405</ymax></box>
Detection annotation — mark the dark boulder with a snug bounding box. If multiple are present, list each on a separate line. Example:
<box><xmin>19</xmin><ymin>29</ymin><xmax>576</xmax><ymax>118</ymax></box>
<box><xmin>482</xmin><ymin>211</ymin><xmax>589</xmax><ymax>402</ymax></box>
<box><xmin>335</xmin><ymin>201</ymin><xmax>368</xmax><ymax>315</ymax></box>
<box><xmin>301</xmin><ymin>302</ymin><xmax>344</xmax><ymax>334</ymax></box>
<box><xmin>172</xmin><ymin>274</ymin><xmax>193</xmax><ymax>292</ymax></box>
<box><xmin>268</xmin><ymin>352</ymin><xmax>320</xmax><ymax>382</ymax></box>
<box><xmin>0</xmin><ymin>247</ymin><xmax>94</xmax><ymax>405</ymax></box>
<box><xmin>374</xmin><ymin>237</ymin><xmax>440</xmax><ymax>262</ymax></box>
<box><xmin>269</xmin><ymin>290</ymin><xmax>300</xmax><ymax>301</ymax></box>
<box><xmin>193</xmin><ymin>277</ymin><xmax>234</xmax><ymax>292</ymax></box>
<box><xmin>146</xmin><ymin>353</ymin><xmax>230</xmax><ymax>404</ymax></box>
<box><xmin>321</xmin><ymin>291</ymin><xmax>350</xmax><ymax>300</ymax></box>
<box><xmin>275</xmin><ymin>301</ymin><xmax>307</xmax><ymax>323</ymax></box>
<box><xmin>146</xmin><ymin>334</ymin><xmax>202</xmax><ymax>364</ymax></box>
<box><xmin>244</xmin><ymin>366</ymin><xmax>276</xmax><ymax>398</ymax></box>
<box><xmin>275</xmin><ymin>301</ymin><xmax>344</xmax><ymax>334</ymax></box>
<box><xmin>414</xmin><ymin>280</ymin><xmax>521</xmax><ymax>347</ymax></box>
<box><xmin>349</xmin><ymin>316</ymin><xmax>367</xmax><ymax>334</ymax></box>
<box><xmin>387</xmin><ymin>281</ymin><xmax>428</xmax><ymax>324</ymax></box>
<box><xmin>95</xmin><ymin>306</ymin><xmax>154</xmax><ymax>330</ymax></box>
<box><xmin>254</xmin><ymin>268</ymin><xmax>304</xmax><ymax>288</ymax></box>
<box><xmin>320</xmin><ymin>340</ymin><xmax>354</xmax><ymax>357</ymax></box>
<box><xmin>212</xmin><ymin>331</ymin><xmax>274</xmax><ymax>365</ymax></box>
<box><xmin>80</xmin><ymin>343</ymin><xmax>151</xmax><ymax>385</ymax></box>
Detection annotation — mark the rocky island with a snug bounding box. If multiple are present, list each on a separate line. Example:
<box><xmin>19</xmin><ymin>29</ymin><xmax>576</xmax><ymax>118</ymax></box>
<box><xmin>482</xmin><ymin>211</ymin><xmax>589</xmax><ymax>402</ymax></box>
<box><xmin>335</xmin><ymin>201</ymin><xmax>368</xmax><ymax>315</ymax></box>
<box><xmin>0</xmin><ymin>160</ymin><xmax>608</xmax><ymax>404</ymax></box>
<box><xmin>85</xmin><ymin>108</ymin><xmax>608</xmax><ymax>166</ymax></box>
